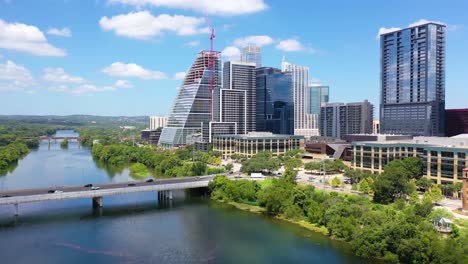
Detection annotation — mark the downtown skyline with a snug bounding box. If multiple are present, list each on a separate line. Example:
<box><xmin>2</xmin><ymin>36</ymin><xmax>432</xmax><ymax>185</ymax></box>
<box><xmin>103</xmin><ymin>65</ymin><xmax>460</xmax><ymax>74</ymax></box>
<box><xmin>0</xmin><ymin>0</ymin><xmax>467</xmax><ymax>116</ymax></box>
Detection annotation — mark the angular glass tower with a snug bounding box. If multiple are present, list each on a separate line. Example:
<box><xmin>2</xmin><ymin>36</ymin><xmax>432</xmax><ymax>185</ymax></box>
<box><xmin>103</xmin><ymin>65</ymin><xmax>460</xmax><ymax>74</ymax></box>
<box><xmin>158</xmin><ymin>51</ymin><xmax>221</xmax><ymax>148</ymax></box>
<box><xmin>380</xmin><ymin>22</ymin><xmax>445</xmax><ymax>136</ymax></box>
<box><xmin>256</xmin><ymin>67</ymin><xmax>294</xmax><ymax>135</ymax></box>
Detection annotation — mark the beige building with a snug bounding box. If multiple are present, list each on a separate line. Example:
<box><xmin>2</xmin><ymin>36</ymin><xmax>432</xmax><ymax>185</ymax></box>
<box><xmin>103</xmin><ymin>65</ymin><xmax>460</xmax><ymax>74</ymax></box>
<box><xmin>213</xmin><ymin>132</ymin><xmax>304</xmax><ymax>159</ymax></box>
<box><xmin>351</xmin><ymin>135</ymin><xmax>468</xmax><ymax>184</ymax></box>
<box><xmin>149</xmin><ymin>116</ymin><xmax>168</xmax><ymax>130</ymax></box>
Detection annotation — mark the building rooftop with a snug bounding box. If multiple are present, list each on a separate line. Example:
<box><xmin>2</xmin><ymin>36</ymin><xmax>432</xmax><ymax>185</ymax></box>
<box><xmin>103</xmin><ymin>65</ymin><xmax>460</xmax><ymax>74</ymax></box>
<box><xmin>354</xmin><ymin>135</ymin><xmax>468</xmax><ymax>149</ymax></box>
<box><xmin>213</xmin><ymin>132</ymin><xmax>304</xmax><ymax>140</ymax></box>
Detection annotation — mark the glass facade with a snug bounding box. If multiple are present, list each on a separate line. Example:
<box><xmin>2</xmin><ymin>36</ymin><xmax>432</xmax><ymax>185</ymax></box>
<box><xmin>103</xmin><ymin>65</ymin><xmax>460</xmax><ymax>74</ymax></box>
<box><xmin>241</xmin><ymin>44</ymin><xmax>261</xmax><ymax>68</ymax></box>
<box><xmin>159</xmin><ymin>51</ymin><xmax>221</xmax><ymax>148</ymax></box>
<box><xmin>255</xmin><ymin>67</ymin><xmax>294</xmax><ymax>135</ymax></box>
<box><xmin>380</xmin><ymin>23</ymin><xmax>445</xmax><ymax>136</ymax></box>
<box><xmin>309</xmin><ymin>85</ymin><xmax>329</xmax><ymax>115</ymax></box>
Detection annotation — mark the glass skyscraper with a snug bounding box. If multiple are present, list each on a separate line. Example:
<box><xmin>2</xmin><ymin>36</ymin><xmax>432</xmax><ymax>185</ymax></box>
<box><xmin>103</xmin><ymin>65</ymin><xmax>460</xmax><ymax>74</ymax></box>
<box><xmin>256</xmin><ymin>67</ymin><xmax>294</xmax><ymax>135</ymax></box>
<box><xmin>241</xmin><ymin>44</ymin><xmax>261</xmax><ymax>68</ymax></box>
<box><xmin>158</xmin><ymin>51</ymin><xmax>221</xmax><ymax>148</ymax></box>
<box><xmin>380</xmin><ymin>22</ymin><xmax>445</xmax><ymax>136</ymax></box>
<box><xmin>309</xmin><ymin>85</ymin><xmax>329</xmax><ymax>115</ymax></box>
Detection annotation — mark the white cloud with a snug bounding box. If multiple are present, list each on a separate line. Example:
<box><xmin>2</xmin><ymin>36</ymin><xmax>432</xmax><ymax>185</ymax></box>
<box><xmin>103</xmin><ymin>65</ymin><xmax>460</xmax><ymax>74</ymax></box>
<box><xmin>376</xmin><ymin>27</ymin><xmax>401</xmax><ymax>39</ymax></box>
<box><xmin>0</xmin><ymin>19</ymin><xmax>66</xmax><ymax>56</ymax></box>
<box><xmin>47</xmin><ymin>27</ymin><xmax>72</xmax><ymax>37</ymax></box>
<box><xmin>114</xmin><ymin>79</ymin><xmax>133</xmax><ymax>88</ymax></box>
<box><xmin>221</xmin><ymin>46</ymin><xmax>241</xmax><ymax>61</ymax></box>
<box><xmin>233</xmin><ymin>35</ymin><xmax>274</xmax><ymax>47</ymax></box>
<box><xmin>309</xmin><ymin>78</ymin><xmax>322</xmax><ymax>86</ymax></box>
<box><xmin>276</xmin><ymin>39</ymin><xmax>315</xmax><ymax>53</ymax></box>
<box><xmin>186</xmin><ymin>40</ymin><xmax>200</xmax><ymax>47</ymax></box>
<box><xmin>102</xmin><ymin>62</ymin><xmax>167</xmax><ymax>80</ymax></box>
<box><xmin>377</xmin><ymin>19</ymin><xmax>460</xmax><ymax>39</ymax></box>
<box><xmin>42</xmin><ymin>67</ymin><xmax>85</xmax><ymax>83</ymax></box>
<box><xmin>173</xmin><ymin>72</ymin><xmax>186</xmax><ymax>80</ymax></box>
<box><xmin>107</xmin><ymin>0</ymin><xmax>267</xmax><ymax>16</ymax></box>
<box><xmin>0</xmin><ymin>60</ymin><xmax>35</xmax><ymax>92</ymax></box>
<box><xmin>0</xmin><ymin>60</ymin><xmax>32</xmax><ymax>81</ymax></box>
<box><xmin>99</xmin><ymin>11</ymin><xmax>208</xmax><ymax>40</ymax></box>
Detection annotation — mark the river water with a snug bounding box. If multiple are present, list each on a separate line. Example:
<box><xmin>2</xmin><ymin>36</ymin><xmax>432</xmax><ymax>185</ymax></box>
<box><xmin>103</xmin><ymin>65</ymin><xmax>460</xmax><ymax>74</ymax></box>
<box><xmin>0</xmin><ymin>130</ymin><xmax>369</xmax><ymax>264</ymax></box>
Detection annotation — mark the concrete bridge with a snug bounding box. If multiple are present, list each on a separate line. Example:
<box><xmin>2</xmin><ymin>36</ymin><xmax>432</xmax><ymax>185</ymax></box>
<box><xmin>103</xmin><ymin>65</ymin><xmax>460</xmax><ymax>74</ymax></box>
<box><xmin>0</xmin><ymin>175</ymin><xmax>217</xmax><ymax>216</ymax></box>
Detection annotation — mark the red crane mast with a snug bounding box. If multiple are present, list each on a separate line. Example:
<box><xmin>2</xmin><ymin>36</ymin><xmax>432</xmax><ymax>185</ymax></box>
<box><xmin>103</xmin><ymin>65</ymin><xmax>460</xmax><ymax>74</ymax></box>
<box><xmin>205</xmin><ymin>14</ymin><xmax>215</xmax><ymax>121</ymax></box>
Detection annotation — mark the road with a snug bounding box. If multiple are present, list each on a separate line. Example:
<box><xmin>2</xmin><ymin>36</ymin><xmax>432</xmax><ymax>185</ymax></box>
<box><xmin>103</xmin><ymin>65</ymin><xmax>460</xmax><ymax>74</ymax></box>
<box><xmin>0</xmin><ymin>175</ymin><xmax>216</xmax><ymax>198</ymax></box>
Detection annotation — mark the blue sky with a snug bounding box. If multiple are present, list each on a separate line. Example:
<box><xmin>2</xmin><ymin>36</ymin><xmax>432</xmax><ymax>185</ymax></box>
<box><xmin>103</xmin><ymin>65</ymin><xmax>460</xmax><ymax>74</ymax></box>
<box><xmin>0</xmin><ymin>0</ymin><xmax>467</xmax><ymax>116</ymax></box>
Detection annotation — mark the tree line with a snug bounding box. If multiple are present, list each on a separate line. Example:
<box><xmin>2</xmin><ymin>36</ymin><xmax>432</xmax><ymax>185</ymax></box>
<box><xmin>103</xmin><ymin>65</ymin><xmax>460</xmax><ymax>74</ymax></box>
<box><xmin>209</xmin><ymin>159</ymin><xmax>468</xmax><ymax>263</ymax></box>
<box><xmin>92</xmin><ymin>143</ymin><xmax>227</xmax><ymax>178</ymax></box>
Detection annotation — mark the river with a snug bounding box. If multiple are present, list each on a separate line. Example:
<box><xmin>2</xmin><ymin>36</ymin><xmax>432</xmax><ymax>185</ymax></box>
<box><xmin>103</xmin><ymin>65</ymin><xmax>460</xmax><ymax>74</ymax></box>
<box><xmin>0</xmin><ymin>130</ymin><xmax>370</xmax><ymax>264</ymax></box>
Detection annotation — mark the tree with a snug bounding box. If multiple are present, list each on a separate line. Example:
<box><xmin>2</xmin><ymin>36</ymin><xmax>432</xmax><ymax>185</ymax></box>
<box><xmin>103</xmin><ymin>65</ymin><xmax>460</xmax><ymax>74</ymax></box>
<box><xmin>307</xmin><ymin>200</ymin><xmax>324</xmax><ymax>224</ymax></box>
<box><xmin>359</xmin><ymin>178</ymin><xmax>371</xmax><ymax>194</ymax></box>
<box><xmin>225</xmin><ymin>163</ymin><xmax>233</xmax><ymax>172</ymax></box>
<box><xmin>424</xmin><ymin>185</ymin><xmax>443</xmax><ymax>203</ymax></box>
<box><xmin>191</xmin><ymin>162</ymin><xmax>207</xmax><ymax>176</ymax></box>
<box><xmin>285</xmin><ymin>158</ymin><xmax>303</xmax><ymax>170</ymax></box>
<box><xmin>304</xmin><ymin>162</ymin><xmax>321</xmax><ymax>172</ymax></box>
<box><xmin>283</xmin><ymin>168</ymin><xmax>298</xmax><ymax>183</ymax></box>
<box><xmin>373</xmin><ymin>159</ymin><xmax>417</xmax><ymax>204</ymax></box>
<box><xmin>60</xmin><ymin>139</ymin><xmax>69</xmax><ymax>149</ymax></box>
<box><xmin>416</xmin><ymin>177</ymin><xmax>433</xmax><ymax>191</ymax></box>
<box><xmin>331</xmin><ymin>177</ymin><xmax>341</xmax><ymax>188</ymax></box>
<box><xmin>284</xmin><ymin>204</ymin><xmax>305</xmax><ymax>221</ymax></box>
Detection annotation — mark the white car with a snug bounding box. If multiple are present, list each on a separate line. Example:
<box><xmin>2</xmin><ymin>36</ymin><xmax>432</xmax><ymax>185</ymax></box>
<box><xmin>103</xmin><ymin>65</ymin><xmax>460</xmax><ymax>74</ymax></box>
<box><xmin>91</xmin><ymin>186</ymin><xmax>100</xmax><ymax>190</ymax></box>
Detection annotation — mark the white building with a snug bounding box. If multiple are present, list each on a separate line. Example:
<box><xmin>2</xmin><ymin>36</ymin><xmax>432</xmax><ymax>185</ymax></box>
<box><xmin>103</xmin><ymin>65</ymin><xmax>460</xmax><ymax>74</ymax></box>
<box><xmin>281</xmin><ymin>59</ymin><xmax>319</xmax><ymax>137</ymax></box>
<box><xmin>149</xmin><ymin>116</ymin><xmax>168</xmax><ymax>130</ymax></box>
<box><xmin>241</xmin><ymin>44</ymin><xmax>262</xmax><ymax>68</ymax></box>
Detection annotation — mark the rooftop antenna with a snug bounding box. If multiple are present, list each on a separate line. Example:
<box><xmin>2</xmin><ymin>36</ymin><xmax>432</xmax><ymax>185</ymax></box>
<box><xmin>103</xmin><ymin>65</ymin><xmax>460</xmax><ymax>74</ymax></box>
<box><xmin>205</xmin><ymin>12</ymin><xmax>216</xmax><ymax>121</ymax></box>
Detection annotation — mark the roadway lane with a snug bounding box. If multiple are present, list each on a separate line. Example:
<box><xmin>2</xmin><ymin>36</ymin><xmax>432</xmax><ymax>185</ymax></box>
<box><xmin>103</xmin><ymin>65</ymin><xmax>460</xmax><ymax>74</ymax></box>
<box><xmin>0</xmin><ymin>175</ymin><xmax>217</xmax><ymax>198</ymax></box>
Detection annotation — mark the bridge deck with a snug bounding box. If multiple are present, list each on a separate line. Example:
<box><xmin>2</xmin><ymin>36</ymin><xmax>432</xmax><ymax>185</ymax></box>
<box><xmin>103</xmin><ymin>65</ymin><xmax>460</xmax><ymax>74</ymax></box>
<box><xmin>0</xmin><ymin>176</ymin><xmax>215</xmax><ymax>206</ymax></box>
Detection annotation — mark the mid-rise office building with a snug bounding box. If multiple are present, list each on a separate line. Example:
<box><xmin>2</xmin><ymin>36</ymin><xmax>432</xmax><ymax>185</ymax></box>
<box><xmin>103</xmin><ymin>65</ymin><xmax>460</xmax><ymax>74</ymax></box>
<box><xmin>320</xmin><ymin>100</ymin><xmax>374</xmax><ymax>139</ymax></box>
<box><xmin>149</xmin><ymin>116</ymin><xmax>167</xmax><ymax>130</ymax></box>
<box><xmin>281</xmin><ymin>59</ymin><xmax>319</xmax><ymax>137</ymax></box>
<box><xmin>309</xmin><ymin>85</ymin><xmax>329</xmax><ymax>115</ymax></box>
<box><xmin>373</xmin><ymin>119</ymin><xmax>380</xmax><ymax>134</ymax></box>
<box><xmin>219</xmin><ymin>61</ymin><xmax>256</xmax><ymax>134</ymax></box>
<box><xmin>159</xmin><ymin>51</ymin><xmax>221</xmax><ymax>148</ymax></box>
<box><xmin>380</xmin><ymin>22</ymin><xmax>446</xmax><ymax>136</ymax></box>
<box><xmin>351</xmin><ymin>135</ymin><xmax>468</xmax><ymax>185</ymax></box>
<box><xmin>255</xmin><ymin>67</ymin><xmax>294</xmax><ymax>135</ymax></box>
<box><xmin>445</xmin><ymin>109</ymin><xmax>468</xmax><ymax>137</ymax></box>
<box><xmin>213</xmin><ymin>132</ymin><xmax>304</xmax><ymax>159</ymax></box>
<box><xmin>241</xmin><ymin>44</ymin><xmax>262</xmax><ymax>68</ymax></box>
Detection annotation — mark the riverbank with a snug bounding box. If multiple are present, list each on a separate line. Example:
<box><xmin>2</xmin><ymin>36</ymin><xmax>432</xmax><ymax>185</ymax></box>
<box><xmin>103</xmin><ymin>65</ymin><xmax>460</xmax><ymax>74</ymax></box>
<box><xmin>227</xmin><ymin>201</ymin><xmax>331</xmax><ymax>238</ymax></box>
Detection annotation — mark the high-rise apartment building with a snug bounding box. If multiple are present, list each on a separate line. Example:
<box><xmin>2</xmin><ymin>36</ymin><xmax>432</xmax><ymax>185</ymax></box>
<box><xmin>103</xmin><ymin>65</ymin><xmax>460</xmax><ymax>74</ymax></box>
<box><xmin>281</xmin><ymin>59</ymin><xmax>319</xmax><ymax>137</ymax></box>
<box><xmin>309</xmin><ymin>85</ymin><xmax>330</xmax><ymax>115</ymax></box>
<box><xmin>445</xmin><ymin>109</ymin><xmax>468</xmax><ymax>137</ymax></box>
<box><xmin>320</xmin><ymin>100</ymin><xmax>374</xmax><ymax>139</ymax></box>
<box><xmin>241</xmin><ymin>44</ymin><xmax>261</xmax><ymax>67</ymax></box>
<box><xmin>149</xmin><ymin>116</ymin><xmax>167</xmax><ymax>130</ymax></box>
<box><xmin>255</xmin><ymin>67</ymin><xmax>294</xmax><ymax>134</ymax></box>
<box><xmin>159</xmin><ymin>51</ymin><xmax>221</xmax><ymax>148</ymax></box>
<box><xmin>380</xmin><ymin>22</ymin><xmax>446</xmax><ymax>136</ymax></box>
<box><xmin>219</xmin><ymin>61</ymin><xmax>256</xmax><ymax>134</ymax></box>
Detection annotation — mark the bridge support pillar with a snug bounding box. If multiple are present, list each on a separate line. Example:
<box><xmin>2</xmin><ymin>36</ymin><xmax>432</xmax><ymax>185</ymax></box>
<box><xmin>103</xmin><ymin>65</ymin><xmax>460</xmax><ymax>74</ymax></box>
<box><xmin>14</xmin><ymin>203</ymin><xmax>18</xmax><ymax>216</ymax></box>
<box><xmin>92</xmin><ymin>197</ymin><xmax>103</xmax><ymax>208</ymax></box>
<box><xmin>168</xmin><ymin>190</ymin><xmax>173</xmax><ymax>200</ymax></box>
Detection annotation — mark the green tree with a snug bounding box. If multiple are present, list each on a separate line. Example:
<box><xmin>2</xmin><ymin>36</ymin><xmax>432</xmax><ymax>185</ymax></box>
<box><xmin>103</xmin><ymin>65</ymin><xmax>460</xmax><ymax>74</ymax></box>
<box><xmin>284</xmin><ymin>204</ymin><xmax>305</xmax><ymax>221</ymax></box>
<box><xmin>225</xmin><ymin>163</ymin><xmax>233</xmax><ymax>172</ymax></box>
<box><xmin>283</xmin><ymin>168</ymin><xmax>298</xmax><ymax>183</ymax></box>
<box><xmin>60</xmin><ymin>139</ymin><xmax>69</xmax><ymax>149</ymax></box>
<box><xmin>331</xmin><ymin>177</ymin><xmax>341</xmax><ymax>188</ymax></box>
<box><xmin>359</xmin><ymin>178</ymin><xmax>371</xmax><ymax>194</ymax></box>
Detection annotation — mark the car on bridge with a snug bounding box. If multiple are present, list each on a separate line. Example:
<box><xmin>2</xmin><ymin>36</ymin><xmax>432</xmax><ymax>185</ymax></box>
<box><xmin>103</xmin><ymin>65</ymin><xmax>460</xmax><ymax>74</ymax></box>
<box><xmin>128</xmin><ymin>183</ymin><xmax>136</xmax><ymax>187</ymax></box>
<box><xmin>91</xmin><ymin>186</ymin><xmax>100</xmax><ymax>190</ymax></box>
<box><xmin>84</xmin><ymin>184</ymin><xmax>93</xmax><ymax>187</ymax></box>
<box><xmin>48</xmin><ymin>190</ymin><xmax>63</xmax><ymax>194</ymax></box>
<box><xmin>146</xmin><ymin>179</ymin><xmax>154</xmax><ymax>183</ymax></box>
<box><xmin>1</xmin><ymin>195</ymin><xmax>12</xmax><ymax>198</ymax></box>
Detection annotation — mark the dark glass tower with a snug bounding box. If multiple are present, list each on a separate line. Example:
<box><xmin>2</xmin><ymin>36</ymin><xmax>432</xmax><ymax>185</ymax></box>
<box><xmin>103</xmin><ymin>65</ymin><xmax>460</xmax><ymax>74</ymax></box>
<box><xmin>255</xmin><ymin>67</ymin><xmax>294</xmax><ymax>135</ymax></box>
<box><xmin>380</xmin><ymin>22</ymin><xmax>445</xmax><ymax>136</ymax></box>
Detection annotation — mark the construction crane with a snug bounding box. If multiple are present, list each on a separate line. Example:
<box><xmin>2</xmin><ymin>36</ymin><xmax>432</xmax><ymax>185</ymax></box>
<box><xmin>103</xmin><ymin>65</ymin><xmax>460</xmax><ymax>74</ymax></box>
<box><xmin>205</xmin><ymin>13</ymin><xmax>216</xmax><ymax>121</ymax></box>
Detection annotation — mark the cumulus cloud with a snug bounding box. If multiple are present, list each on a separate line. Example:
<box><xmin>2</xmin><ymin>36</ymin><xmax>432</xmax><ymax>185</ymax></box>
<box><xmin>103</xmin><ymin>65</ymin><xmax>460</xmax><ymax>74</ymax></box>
<box><xmin>0</xmin><ymin>19</ymin><xmax>66</xmax><ymax>56</ymax></box>
<box><xmin>221</xmin><ymin>46</ymin><xmax>241</xmax><ymax>61</ymax></box>
<box><xmin>107</xmin><ymin>0</ymin><xmax>267</xmax><ymax>16</ymax></box>
<box><xmin>186</xmin><ymin>40</ymin><xmax>200</xmax><ymax>47</ymax></box>
<box><xmin>173</xmin><ymin>72</ymin><xmax>186</xmax><ymax>80</ymax></box>
<box><xmin>0</xmin><ymin>60</ymin><xmax>35</xmax><ymax>92</ymax></box>
<box><xmin>99</xmin><ymin>11</ymin><xmax>208</xmax><ymax>40</ymax></box>
<box><xmin>233</xmin><ymin>35</ymin><xmax>274</xmax><ymax>47</ymax></box>
<box><xmin>114</xmin><ymin>79</ymin><xmax>133</xmax><ymax>88</ymax></box>
<box><xmin>42</xmin><ymin>68</ymin><xmax>85</xmax><ymax>83</ymax></box>
<box><xmin>102</xmin><ymin>62</ymin><xmax>167</xmax><ymax>80</ymax></box>
<box><xmin>377</xmin><ymin>19</ymin><xmax>460</xmax><ymax>39</ymax></box>
<box><xmin>276</xmin><ymin>39</ymin><xmax>315</xmax><ymax>53</ymax></box>
<box><xmin>47</xmin><ymin>27</ymin><xmax>72</xmax><ymax>37</ymax></box>
<box><xmin>0</xmin><ymin>60</ymin><xmax>32</xmax><ymax>81</ymax></box>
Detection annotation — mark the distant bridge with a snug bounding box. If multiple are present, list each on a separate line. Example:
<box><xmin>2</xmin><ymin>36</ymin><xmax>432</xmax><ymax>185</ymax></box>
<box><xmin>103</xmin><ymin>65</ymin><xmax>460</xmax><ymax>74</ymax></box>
<box><xmin>20</xmin><ymin>136</ymin><xmax>80</xmax><ymax>140</ymax></box>
<box><xmin>0</xmin><ymin>175</ymin><xmax>217</xmax><ymax>216</ymax></box>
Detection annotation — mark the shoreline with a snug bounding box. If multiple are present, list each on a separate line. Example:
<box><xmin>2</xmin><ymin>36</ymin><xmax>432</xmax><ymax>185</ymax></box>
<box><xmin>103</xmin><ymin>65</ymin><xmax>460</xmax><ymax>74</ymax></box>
<box><xmin>225</xmin><ymin>201</ymin><xmax>329</xmax><ymax>237</ymax></box>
